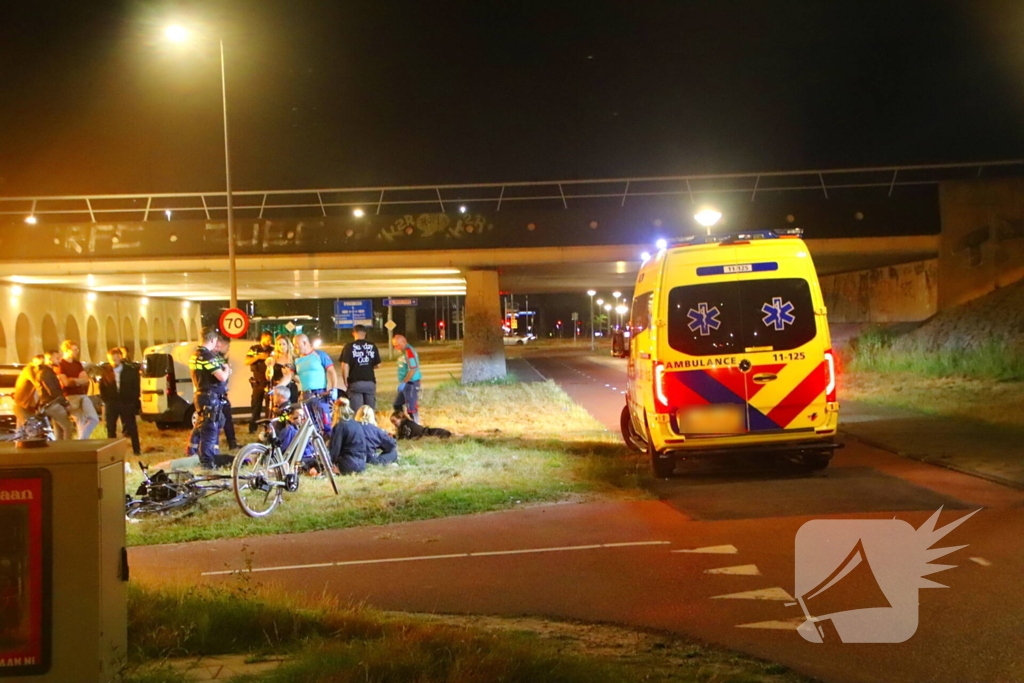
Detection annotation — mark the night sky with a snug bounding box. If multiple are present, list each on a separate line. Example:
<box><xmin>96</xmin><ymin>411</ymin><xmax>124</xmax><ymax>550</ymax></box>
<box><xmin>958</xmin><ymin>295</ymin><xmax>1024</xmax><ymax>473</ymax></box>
<box><xmin>3</xmin><ymin>0</ymin><xmax>1024</xmax><ymax>196</ymax></box>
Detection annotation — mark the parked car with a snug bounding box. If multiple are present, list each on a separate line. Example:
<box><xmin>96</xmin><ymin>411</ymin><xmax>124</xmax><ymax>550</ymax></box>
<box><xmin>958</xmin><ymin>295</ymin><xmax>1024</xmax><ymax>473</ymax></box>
<box><xmin>141</xmin><ymin>341</ymin><xmax>256</xmax><ymax>429</ymax></box>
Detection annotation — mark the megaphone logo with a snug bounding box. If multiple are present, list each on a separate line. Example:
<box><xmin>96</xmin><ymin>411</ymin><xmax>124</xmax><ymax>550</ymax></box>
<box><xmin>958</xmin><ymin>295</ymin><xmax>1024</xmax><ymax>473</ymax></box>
<box><xmin>792</xmin><ymin>508</ymin><xmax>978</xmax><ymax>643</ymax></box>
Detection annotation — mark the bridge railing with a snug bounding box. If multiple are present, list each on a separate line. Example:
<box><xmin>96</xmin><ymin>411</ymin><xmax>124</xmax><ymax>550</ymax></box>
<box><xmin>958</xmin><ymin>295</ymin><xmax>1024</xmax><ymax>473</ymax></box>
<box><xmin>2</xmin><ymin>160</ymin><xmax>1023</xmax><ymax>223</ymax></box>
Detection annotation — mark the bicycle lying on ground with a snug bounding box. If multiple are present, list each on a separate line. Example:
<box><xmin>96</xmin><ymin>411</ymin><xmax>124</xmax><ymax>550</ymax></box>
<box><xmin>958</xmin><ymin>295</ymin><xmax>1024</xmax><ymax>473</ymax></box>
<box><xmin>125</xmin><ymin>462</ymin><xmax>232</xmax><ymax>518</ymax></box>
<box><xmin>232</xmin><ymin>394</ymin><xmax>339</xmax><ymax>517</ymax></box>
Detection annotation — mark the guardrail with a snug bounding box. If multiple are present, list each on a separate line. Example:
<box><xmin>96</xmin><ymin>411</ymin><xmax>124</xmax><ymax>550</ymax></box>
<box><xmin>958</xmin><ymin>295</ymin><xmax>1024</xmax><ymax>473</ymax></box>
<box><xmin>2</xmin><ymin>159</ymin><xmax>1022</xmax><ymax>223</ymax></box>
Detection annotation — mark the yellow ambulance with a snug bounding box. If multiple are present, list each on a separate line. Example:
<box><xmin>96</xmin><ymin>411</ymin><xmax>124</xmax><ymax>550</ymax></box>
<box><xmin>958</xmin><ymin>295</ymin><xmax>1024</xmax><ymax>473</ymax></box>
<box><xmin>621</xmin><ymin>229</ymin><xmax>839</xmax><ymax>476</ymax></box>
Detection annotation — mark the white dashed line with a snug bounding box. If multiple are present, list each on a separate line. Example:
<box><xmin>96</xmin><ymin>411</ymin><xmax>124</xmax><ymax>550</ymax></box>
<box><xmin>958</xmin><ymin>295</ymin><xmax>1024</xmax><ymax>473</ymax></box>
<box><xmin>673</xmin><ymin>544</ymin><xmax>739</xmax><ymax>554</ymax></box>
<box><xmin>712</xmin><ymin>587</ymin><xmax>795</xmax><ymax>601</ymax></box>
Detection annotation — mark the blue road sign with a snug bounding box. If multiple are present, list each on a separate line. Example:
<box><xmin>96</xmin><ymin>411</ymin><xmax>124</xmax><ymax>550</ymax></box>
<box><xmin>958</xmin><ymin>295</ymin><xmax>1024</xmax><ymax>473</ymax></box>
<box><xmin>383</xmin><ymin>298</ymin><xmax>418</xmax><ymax>307</ymax></box>
<box><xmin>334</xmin><ymin>299</ymin><xmax>373</xmax><ymax>329</ymax></box>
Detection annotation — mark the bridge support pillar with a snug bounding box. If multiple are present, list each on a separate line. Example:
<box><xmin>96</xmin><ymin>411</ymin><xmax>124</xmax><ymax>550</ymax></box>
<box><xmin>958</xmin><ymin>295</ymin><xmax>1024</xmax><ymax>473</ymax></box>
<box><xmin>404</xmin><ymin>306</ymin><xmax>418</xmax><ymax>341</ymax></box>
<box><xmin>462</xmin><ymin>269</ymin><xmax>506</xmax><ymax>383</ymax></box>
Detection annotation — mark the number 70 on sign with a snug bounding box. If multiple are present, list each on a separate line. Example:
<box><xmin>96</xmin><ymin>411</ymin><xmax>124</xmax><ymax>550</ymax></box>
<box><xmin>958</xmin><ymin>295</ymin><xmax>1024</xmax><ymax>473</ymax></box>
<box><xmin>219</xmin><ymin>308</ymin><xmax>250</xmax><ymax>339</ymax></box>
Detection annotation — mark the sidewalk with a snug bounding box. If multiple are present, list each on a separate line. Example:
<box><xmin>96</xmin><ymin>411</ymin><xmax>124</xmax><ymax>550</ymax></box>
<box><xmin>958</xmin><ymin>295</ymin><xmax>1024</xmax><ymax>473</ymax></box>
<box><xmin>842</xmin><ymin>400</ymin><xmax>1024</xmax><ymax>488</ymax></box>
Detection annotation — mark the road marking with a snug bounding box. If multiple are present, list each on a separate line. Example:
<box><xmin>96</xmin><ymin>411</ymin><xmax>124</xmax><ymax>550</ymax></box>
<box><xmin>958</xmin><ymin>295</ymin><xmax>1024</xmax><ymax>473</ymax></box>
<box><xmin>704</xmin><ymin>564</ymin><xmax>761</xmax><ymax>576</ymax></box>
<box><xmin>736</xmin><ymin>617</ymin><xmax>807</xmax><ymax>630</ymax></box>
<box><xmin>672</xmin><ymin>544</ymin><xmax>739</xmax><ymax>554</ymax></box>
<box><xmin>200</xmin><ymin>541</ymin><xmax>671</xmax><ymax>576</ymax></box>
<box><xmin>969</xmin><ymin>557</ymin><xmax>992</xmax><ymax>566</ymax></box>
<box><xmin>712</xmin><ymin>587</ymin><xmax>795</xmax><ymax>601</ymax></box>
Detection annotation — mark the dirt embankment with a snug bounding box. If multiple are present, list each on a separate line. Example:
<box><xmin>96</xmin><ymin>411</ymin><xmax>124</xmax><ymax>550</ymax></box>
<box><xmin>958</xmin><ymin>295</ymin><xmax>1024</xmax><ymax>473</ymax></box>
<box><xmin>888</xmin><ymin>276</ymin><xmax>1024</xmax><ymax>355</ymax></box>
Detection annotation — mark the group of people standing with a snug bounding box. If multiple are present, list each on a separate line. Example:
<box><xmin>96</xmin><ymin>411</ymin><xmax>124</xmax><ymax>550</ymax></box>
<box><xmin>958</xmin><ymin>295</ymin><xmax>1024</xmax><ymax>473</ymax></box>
<box><xmin>12</xmin><ymin>340</ymin><xmax>142</xmax><ymax>453</ymax></box>
<box><xmin>186</xmin><ymin>324</ymin><xmax>447</xmax><ymax>472</ymax></box>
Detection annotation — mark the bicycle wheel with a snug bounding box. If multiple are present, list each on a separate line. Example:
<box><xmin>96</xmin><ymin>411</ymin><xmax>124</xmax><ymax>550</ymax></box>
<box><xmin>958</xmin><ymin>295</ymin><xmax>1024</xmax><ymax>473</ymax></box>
<box><xmin>312</xmin><ymin>436</ymin><xmax>338</xmax><ymax>495</ymax></box>
<box><xmin>232</xmin><ymin>443</ymin><xmax>284</xmax><ymax>517</ymax></box>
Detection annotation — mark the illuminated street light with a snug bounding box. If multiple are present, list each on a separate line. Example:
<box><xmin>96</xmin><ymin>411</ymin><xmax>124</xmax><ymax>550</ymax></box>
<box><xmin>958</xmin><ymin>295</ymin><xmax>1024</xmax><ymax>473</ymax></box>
<box><xmin>612</xmin><ymin>291</ymin><xmax>621</xmax><ymax>299</ymax></box>
<box><xmin>10</xmin><ymin>285</ymin><xmax>23</xmax><ymax>296</ymax></box>
<box><xmin>24</xmin><ymin>215</ymin><xmax>37</xmax><ymax>225</ymax></box>
<box><xmin>604</xmin><ymin>302</ymin><xmax>612</xmax><ymax>335</ymax></box>
<box><xmin>587</xmin><ymin>290</ymin><xmax>596</xmax><ymax>350</ymax></box>
<box><xmin>459</xmin><ymin>205</ymin><xmax>467</xmax><ymax>213</ymax></box>
<box><xmin>164</xmin><ymin>23</ymin><xmax>238</xmax><ymax>308</ymax></box>
<box><xmin>353</xmin><ymin>208</ymin><xmax>365</xmax><ymax>217</ymax></box>
<box><xmin>87</xmin><ymin>292</ymin><xmax>97</xmax><ymax>302</ymax></box>
<box><xmin>694</xmin><ymin>208</ymin><xmax>723</xmax><ymax>235</ymax></box>
<box><xmin>615</xmin><ymin>303</ymin><xmax>629</xmax><ymax>329</ymax></box>
<box><xmin>165</xmin><ymin>25</ymin><xmax>189</xmax><ymax>42</ymax></box>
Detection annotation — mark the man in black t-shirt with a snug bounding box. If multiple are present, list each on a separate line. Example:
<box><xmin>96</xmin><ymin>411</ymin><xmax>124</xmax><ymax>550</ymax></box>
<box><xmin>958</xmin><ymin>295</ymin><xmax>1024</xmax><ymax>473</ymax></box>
<box><xmin>245</xmin><ymin>331</ymin><xmax>275</xmax><ymax>433</ymax></box>
<box><xmin>339</xmin><ymin>325</ymin><xmax>381</xmax><ymax>411</ymax></box>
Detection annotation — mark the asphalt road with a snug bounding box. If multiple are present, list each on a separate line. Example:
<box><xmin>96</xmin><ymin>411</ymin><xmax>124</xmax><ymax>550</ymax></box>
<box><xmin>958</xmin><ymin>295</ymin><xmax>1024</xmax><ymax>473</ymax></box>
<box><xmin>132</xmin><ymin>349</ymin><xmax>1024</xmax><ymax>683</ymax></box>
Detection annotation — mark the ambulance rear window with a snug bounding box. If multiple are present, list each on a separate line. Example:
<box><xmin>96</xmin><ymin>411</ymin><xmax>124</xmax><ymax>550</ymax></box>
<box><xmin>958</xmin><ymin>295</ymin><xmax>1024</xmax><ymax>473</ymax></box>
<box><xmin>667</xmin><ymin>278</ymin><xmax>816</xmax><ymax>356</ymax></box>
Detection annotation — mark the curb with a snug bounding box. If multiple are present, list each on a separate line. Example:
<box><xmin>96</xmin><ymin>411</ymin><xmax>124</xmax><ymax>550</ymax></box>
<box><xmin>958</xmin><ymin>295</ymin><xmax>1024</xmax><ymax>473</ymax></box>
<box><xmin>840</xmin><ymin>429</ymin><xmax>1024</xmax><ymax>492</ymax></box>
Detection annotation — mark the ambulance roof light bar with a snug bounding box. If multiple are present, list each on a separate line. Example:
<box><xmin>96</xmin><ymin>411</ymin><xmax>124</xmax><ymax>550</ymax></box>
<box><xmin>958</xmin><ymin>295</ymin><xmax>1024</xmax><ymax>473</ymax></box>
<box><xmin>670</xmin><ymin>228</ymin><xmax>803</xmax><ymax>248</ymax></box>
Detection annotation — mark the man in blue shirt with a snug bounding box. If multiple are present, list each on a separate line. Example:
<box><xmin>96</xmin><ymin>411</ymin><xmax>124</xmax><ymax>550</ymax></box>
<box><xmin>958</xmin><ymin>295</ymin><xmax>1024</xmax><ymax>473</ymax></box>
<box><xmin>187</xmin><ymin>328</ymin><xmax>231</xmax><ymax>469</ymax></box>
<box><xmin>391</xmin><ymin>334</ymin><xmax>422</xmax><ymax>424</ymax></box>
<box><xmin>293</xmin><ymin>333</ymin><xmax>338</xmax><ymax>432</ymax></box>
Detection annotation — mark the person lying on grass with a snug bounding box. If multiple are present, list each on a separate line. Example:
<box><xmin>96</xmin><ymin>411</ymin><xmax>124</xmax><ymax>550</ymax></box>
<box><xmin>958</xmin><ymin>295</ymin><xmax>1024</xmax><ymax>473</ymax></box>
<box><xmin>329</xmin><ymin>397</ymin><xmax>371</xmax><ymax>475</ymax></box>
<box><xmin>390</xmin><ymin>408</ymin><xmax>452</xmax><ymax>440</ymax></box>
<box><xmin>354</xmin><ymin>406</ymin><xmax>399</xmax><ymax>466</ymax></box>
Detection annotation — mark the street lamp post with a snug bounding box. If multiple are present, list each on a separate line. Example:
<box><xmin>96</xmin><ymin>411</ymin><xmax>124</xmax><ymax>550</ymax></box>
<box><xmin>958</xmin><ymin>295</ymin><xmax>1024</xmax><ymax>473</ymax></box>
<box><xmin>166</xmin><ymin>25</ymin><xmax>238</xmax><ymax>309</ymax></box>
<box><xmin>612</xmin><ymin>291</ymin><xmax>622</xmax><ymax>328</ymax></box>
<box><xmin>603</xmin><ymin>303</ymin><xmax>612</xmax><ymax>335</ymax></box>
<box><xmin>587</xmin><ymin>290</ymin><xmax>596</xmax><ymax>350</ymax></box>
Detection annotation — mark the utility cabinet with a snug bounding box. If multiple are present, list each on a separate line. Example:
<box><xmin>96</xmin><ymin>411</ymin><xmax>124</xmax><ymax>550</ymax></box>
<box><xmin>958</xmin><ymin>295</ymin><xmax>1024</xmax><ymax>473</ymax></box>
<box><xmin>0</xmin><ymin>439</ymin><xmax>127</xmax><ymax>682</ymax></box>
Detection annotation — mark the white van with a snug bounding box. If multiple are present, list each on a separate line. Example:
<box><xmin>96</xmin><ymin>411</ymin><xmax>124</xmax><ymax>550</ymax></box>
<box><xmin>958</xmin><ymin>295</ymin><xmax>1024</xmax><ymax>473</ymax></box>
<box><xmin>141</xmin><ymin>340</ymin><xmax>256</xmax><ymax>429</ymax></box>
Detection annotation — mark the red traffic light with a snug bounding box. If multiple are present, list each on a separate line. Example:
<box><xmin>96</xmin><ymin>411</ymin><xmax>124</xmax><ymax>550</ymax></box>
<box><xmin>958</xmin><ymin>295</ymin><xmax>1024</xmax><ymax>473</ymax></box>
<box><xmin>439</xmin><ymin>321</ymin><xmax>445</xmax><ymax>327</ymax></box>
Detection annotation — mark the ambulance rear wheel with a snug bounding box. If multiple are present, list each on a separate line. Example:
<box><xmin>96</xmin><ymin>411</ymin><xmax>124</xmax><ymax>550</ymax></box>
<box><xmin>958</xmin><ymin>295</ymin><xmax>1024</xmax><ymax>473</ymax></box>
<box><xmin>645</xmin><ymin>419</ymin><xmax>675</xmax><ymax>477</ymax></box>
<box><xmin>800</xmin><ymin>451</ymin><xmax>832</xmax><ymax>471</ymax></box>
<box><xmin>620</xmin><ymin>405</ymin><xmax>645</xmax><ymax>453</ymax></box>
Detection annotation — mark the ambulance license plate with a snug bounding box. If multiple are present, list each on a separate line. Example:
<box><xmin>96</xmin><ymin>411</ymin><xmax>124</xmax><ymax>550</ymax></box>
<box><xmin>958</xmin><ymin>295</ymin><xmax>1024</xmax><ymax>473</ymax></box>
<box><xmin>678</xmin><ymin>404</ymin><xmax>746</xmax><ymax>434</ymax></box>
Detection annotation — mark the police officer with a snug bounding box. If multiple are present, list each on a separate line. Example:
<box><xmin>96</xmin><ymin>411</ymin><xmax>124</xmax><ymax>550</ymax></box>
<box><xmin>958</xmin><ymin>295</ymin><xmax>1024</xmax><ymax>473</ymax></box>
<box><xmin>187</xmin><ymin>327</ymin><xmax>232</xmax><ymax>469</ymax></box>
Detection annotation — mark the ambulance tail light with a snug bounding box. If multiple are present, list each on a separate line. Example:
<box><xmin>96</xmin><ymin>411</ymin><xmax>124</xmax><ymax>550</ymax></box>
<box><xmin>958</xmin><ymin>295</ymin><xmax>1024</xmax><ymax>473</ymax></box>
<box><xmin>166</xmin><ymin>370</ymin><xmax>177</xmax><ymax>397</ymax></box>
<box><xmin>654</xmin><ymin>362</ymin><xmax>669</xmax><ymax>408</ymax></box>
<box><xmin>824</xmin><ymin>349</ymin><xmax>836</xmax><ymax>402</ymax></box>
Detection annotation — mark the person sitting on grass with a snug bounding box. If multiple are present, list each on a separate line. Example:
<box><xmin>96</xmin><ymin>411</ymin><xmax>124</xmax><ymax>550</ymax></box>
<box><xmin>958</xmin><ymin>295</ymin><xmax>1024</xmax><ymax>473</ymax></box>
<box><xmin>275</xmin><ymin>404</ymin><xmax>317</xmax><ymax>473</ymax></box>
<box><xmin>329</xmin><ymin>397</ymin><xmax>371</xmax><ymax>475</ymax></box>
<box><xmin>354</xmin><ymin>406</ymin><xmax>399</xmax><ymax>466</ymax></box>
<box><xmin>390</xmin><ymin>409</ymin><xmax>452</xmax><ymax>440</ymax></box>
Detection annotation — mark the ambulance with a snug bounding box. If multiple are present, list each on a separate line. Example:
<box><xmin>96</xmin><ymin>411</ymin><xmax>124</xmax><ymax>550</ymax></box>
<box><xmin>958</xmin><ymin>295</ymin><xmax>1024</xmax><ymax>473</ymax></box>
<box><xmin>621</xmin><ymin>229</ymin><xmax>839</xmax><ymax>476</ymax></box>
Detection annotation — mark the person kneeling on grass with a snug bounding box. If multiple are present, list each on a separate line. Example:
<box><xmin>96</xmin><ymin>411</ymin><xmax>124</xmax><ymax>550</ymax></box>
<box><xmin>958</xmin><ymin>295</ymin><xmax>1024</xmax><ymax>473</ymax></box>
<box><xmin>390</xmin><ymin>409</ymin><xmax>452</xmax><ymax>440</ymax></box>
<box><xmin>354</xmin><ymin>406</ymin><xmax>399</xmax><ymax>466</ymax></box>
<box><xmin>329</xmin><ymin>398</ymin><xmax>371</xmax><ymax>475</ymax></box>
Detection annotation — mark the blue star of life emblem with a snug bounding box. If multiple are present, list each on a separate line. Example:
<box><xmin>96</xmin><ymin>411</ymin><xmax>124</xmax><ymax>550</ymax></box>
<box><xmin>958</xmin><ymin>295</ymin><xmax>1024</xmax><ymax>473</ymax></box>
<box><xmin>687</xmin><ymin>302</ymin><xmax>721</xmax><ymax>336</ymax></box>
<box><xmin>762</xmin><ymin>297</ymin><xmax>796</xmax><ymax>331</ymax></box>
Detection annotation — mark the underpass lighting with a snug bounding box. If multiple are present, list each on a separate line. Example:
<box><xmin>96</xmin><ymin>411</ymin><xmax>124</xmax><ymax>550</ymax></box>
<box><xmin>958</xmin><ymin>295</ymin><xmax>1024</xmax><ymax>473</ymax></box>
<box><xmin>87</xmin><ymin>292</ymin><xmax>97</xmax><ymax>302</ymax></box>
<box><xmin>165</xmin><ymin>209</ymin><xmax>172</xmax><ymax>220</ymax></box>
<box><xmin>352</xmin><ymin>208</ymin><xmax>365</xmax><ymax>218</ymax></box>
<box><xmin>24</xmin><ymin>215</ymin><xmax>37</xmax><ymax>225</ymax></box>
<box><xmin>655</xmin><ymin>238</ymin><xmax>667</xmax><ymax>250</ymax></box>
<box><xmin>10</xmin><ymin>285</ymin><xmax>23</xmax><ymax>296</ymax></box>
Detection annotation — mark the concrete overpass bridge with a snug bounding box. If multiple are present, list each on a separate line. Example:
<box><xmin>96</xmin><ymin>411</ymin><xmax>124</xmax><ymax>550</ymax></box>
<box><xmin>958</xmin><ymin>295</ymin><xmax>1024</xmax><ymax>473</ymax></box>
<box><xmin>2</xmin><ymin>160</ymin><xmax>1021</xmax><ymax>377</ymax></box>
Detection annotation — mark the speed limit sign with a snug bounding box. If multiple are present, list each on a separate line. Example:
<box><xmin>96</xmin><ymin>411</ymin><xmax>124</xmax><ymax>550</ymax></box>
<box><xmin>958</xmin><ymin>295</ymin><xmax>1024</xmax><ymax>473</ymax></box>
<box><xmin>219</xmin><ymin>308</ymin><xmax>250</xmax><ymax>339</ymax></box>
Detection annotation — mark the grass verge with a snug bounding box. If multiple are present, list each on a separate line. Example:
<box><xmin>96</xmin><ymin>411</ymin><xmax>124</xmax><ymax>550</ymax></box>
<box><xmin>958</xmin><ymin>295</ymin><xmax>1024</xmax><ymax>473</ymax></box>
<box><xmin>124</xmin><ymin>582</ymin><xmax>810</xmax><ymax>683</ymax></box>
<box><xmin>127</xmin><ymin>380</ymin><xmax>645</xmax><ymax>546</ymax></box>
<box><xmin>848</xmin><ymin>326</ymin><xmax>1024</xmax><ymax>381</ymax></box>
